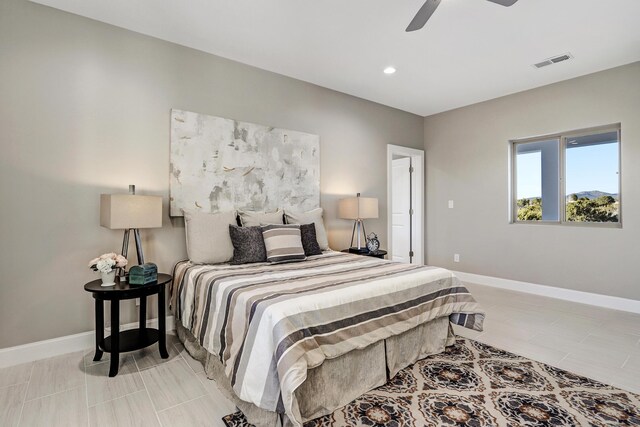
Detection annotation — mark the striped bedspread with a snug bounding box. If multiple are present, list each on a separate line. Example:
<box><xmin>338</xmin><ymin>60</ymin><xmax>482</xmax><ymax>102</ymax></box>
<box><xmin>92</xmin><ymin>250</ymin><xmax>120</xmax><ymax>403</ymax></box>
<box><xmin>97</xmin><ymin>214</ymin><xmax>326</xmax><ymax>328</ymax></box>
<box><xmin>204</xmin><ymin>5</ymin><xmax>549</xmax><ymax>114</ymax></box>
<box><xmin>170</xmin><ymin>251</ymin><xmax>484</xmax><ymax>426</ymax></box>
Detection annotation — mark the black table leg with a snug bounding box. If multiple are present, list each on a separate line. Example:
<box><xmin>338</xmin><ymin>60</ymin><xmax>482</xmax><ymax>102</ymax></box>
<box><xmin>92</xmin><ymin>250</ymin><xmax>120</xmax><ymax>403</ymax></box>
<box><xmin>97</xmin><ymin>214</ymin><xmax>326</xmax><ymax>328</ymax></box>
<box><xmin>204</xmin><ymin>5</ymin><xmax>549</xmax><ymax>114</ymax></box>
<box><xmin>139</xmin><ymin>295</ymin><xmax>147</xmax><ymax>337</ymax></box>
<box><xmin>109</xmin><ymin>300</ymin><xmax>120</xmax><ymax>377</ymax></box>
<box><xmin>158</xmin><ymin>285</ymin><xmax>169</xmax><ymax>359</ymax></box>
<box><xmin>93</xmin><ymin>298</ymin><xmax>104</xmax><ymax>362</ymax></box>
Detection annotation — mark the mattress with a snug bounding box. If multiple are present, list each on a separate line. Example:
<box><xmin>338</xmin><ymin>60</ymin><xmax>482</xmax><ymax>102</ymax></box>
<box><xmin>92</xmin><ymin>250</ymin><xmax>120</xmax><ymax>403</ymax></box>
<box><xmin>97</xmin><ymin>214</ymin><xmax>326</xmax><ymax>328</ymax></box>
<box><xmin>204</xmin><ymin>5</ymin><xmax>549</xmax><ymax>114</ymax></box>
<box><xmin>170</xmin><ymin>251</ymin><xmax>484</xmax><ymax>426</ymax></box>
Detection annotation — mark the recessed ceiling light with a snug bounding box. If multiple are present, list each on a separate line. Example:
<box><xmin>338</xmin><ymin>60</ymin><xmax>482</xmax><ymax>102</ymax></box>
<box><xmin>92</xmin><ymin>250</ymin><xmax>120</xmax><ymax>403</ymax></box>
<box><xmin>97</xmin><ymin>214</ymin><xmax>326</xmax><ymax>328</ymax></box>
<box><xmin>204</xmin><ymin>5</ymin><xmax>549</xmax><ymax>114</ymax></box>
<box><xmin>383</xmin><ymin>66</ymin><xmax>396</xmax><ymax>75</ymax></box>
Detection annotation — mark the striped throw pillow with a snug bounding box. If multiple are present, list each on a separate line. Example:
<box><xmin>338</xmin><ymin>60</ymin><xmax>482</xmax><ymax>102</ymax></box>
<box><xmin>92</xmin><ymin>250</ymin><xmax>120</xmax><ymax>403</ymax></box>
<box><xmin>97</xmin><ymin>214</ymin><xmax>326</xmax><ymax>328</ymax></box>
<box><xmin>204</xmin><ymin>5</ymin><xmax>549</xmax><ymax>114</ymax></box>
<box><xmin>261</xmin><ymin>224</ymin><xmax>306</xmax><ymax>264</ymax></box>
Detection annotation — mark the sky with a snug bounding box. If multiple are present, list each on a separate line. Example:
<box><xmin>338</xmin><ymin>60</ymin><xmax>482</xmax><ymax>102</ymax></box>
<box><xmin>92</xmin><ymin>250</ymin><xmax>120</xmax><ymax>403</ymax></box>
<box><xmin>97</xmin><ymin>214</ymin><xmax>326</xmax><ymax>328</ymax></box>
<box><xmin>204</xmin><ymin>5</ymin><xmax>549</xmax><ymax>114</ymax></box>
<box><xmin>517</xmin><ymin>142</ymin><xmax>619</xmax><ymax>199</ymax></box>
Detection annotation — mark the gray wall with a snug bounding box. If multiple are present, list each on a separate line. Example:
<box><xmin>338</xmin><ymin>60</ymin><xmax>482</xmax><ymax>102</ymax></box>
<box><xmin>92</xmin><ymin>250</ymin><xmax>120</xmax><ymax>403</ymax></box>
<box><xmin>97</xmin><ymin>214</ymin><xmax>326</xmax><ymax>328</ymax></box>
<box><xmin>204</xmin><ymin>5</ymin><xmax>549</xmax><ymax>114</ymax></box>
<box><xmin>424</xmin><ymin>62</ymin><xmax>640</xmax><ymax>300</ymax></box>
<box><xmin>0</xmin><ymin>0</ymin><xmax>423</xmax><ymax>348</ymax></box>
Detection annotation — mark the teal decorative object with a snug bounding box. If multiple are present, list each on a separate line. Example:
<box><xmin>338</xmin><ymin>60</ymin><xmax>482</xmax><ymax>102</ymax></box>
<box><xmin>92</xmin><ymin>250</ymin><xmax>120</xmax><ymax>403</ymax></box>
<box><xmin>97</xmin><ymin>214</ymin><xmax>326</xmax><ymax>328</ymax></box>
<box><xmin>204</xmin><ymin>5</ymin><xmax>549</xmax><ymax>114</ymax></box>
<box><xmin>128</xmin><ymin>263</ymin><xmax>158</xmax><ymax>286</ymax></box>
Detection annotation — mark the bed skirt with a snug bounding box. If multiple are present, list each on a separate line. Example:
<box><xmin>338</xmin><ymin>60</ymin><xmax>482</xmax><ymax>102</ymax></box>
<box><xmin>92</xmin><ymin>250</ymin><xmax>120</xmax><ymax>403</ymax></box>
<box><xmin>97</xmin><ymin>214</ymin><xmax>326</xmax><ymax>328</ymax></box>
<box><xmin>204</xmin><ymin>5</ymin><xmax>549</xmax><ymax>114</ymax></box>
<box><xmin>176</xmin><ymin>316</ymin><xmax>455</xmax><ymax>427</ymax></box>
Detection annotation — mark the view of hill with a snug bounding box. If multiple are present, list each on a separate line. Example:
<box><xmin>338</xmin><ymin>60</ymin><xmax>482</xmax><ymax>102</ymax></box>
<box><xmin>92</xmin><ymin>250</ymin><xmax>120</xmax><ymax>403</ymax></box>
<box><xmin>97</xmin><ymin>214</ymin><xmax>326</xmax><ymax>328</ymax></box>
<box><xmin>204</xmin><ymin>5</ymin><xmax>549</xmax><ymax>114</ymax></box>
<box><xmin>567</xmin><ymin>191</ymin><xmax>618</xmax><ymax>200</ymax></box>
<box><xmin>521</xmin><ymin>191</ymin><xmax>618</xmax><ymax>203</ymax></box>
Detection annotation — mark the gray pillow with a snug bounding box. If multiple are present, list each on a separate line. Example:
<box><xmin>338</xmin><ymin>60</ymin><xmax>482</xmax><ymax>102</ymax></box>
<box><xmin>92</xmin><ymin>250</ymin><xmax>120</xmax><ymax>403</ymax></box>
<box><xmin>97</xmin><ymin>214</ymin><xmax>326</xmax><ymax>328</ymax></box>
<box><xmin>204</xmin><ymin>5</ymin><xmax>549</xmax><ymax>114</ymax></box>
<box><xmin>261</xmin><ymin>224</ymin><xmax>306</xmax><ymax>264</ymax></box>
<box><xmin>284</xmin><ymin>208</ymin><xmax>329</xmax><ymax>250</ymax></box>
<box><xmin>300</xmin><ymin>223</ymin><xmax>322</xmax><ymax>256</ymax></box>
<box><xmin>238</xmin><ymin>209</ymin><xmax>284</xmax><ymax>227</ymax></box>
<box><xmin>229</xmin><ymin>225</ymin><xmax>267</xmax><ymax>265</ymax></box>
<box><xmin>183</xmin><ymin>210</ymin><xmax>237</xmax><ymax>264</ymax></box>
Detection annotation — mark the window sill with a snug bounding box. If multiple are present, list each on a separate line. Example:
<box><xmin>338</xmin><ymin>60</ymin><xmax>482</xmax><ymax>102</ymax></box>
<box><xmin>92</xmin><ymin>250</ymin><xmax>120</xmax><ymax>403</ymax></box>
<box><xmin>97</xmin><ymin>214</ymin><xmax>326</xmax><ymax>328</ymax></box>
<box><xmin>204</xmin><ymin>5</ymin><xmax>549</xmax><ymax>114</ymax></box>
<box><xmin>510</xmin><ymin>221</ymin><xmax>622</xmax><ymax>229</ymax></box>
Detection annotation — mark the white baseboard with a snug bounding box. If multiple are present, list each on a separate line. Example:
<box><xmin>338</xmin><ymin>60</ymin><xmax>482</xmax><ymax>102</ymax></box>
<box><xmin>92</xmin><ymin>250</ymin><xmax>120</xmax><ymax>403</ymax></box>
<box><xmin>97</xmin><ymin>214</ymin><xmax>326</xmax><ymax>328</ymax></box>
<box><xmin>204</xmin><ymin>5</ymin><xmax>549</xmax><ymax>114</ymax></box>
<box><xmin>452</xmin><ymin>271</ymin><xmax>640</xmax><ymax>314</ymax></box>
<box><xmin>0</xmin><ymin>316</ymin><xmax>175</xmax><ymax>369</ymax></box>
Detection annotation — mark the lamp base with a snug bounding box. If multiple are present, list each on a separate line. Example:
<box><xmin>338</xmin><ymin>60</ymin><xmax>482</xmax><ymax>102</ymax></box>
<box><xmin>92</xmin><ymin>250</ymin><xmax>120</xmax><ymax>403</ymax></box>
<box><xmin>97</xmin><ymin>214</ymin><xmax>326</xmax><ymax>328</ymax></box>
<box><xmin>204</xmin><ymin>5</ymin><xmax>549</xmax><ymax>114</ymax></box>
<box><xmin>348</xmin><ymin>247</ymin><xmax>370</xmax><ymax>254</ymax></box>
<box><xmin>349</xmin><ymin>219</ymin><xmax>369</xmax><ymax>254</ymax></box>
<box><xmin>119</xmin><ymin>228</ymin><xmax>146</xmax><ymax>278</ymax></box>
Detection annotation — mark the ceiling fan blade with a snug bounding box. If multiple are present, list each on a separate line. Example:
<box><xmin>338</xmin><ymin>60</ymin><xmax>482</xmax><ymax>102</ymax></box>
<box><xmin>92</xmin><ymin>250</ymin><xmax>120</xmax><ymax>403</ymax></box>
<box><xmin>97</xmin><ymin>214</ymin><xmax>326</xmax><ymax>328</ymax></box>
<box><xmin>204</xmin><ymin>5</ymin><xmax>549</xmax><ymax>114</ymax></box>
<box><xmin>486</xmin><ymin>0</ymin><xmax>519</xmax><ymax>6</ymax></box>
<box><xmin>406</xmin><ymin>0</ymin><xmax>442</xmax><ymax>32</ymax></box>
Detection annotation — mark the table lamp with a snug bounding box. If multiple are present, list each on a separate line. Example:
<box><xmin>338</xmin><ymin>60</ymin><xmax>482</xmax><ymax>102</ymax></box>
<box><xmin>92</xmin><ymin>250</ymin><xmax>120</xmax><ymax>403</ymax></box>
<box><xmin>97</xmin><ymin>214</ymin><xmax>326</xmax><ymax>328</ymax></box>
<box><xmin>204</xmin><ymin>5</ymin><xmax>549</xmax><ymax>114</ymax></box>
<box><xmin>100</xmin><ymin>185</ymin><xmax>162</xmax><ymax>275</ymax></box>
<box><xmin>338</xmin><ymin>193</ymin><xmax>379</xmax><ymax>253</ymax></box>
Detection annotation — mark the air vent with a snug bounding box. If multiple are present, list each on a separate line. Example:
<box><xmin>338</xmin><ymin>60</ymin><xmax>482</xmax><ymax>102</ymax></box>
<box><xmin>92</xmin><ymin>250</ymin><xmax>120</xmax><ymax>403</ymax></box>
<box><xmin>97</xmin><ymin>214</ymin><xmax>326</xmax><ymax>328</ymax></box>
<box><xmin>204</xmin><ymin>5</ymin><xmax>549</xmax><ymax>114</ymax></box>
<box><xmin>533</xmin><ymin>53</ymin><xmax>573</xmax><ymax>69</ymax></box>
<box><xmin>550</xmin><ymin>54</ymin><xmax>571</xmax><ymax>63</ymax></box>
<box><xmin>534</xmin><ymin>60</ymin><xmax>553</xmax><ymax>69</ymax></box>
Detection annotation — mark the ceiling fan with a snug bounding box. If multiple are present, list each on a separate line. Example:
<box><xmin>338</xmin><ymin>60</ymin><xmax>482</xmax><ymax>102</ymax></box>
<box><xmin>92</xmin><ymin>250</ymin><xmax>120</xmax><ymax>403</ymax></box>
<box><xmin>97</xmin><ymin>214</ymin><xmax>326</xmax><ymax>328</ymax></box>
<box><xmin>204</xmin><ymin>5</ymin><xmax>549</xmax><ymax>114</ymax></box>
<box><xmin>406</xmin><ymin>0</ymin><xmax>519</xmax><ymax>32</ymax></box>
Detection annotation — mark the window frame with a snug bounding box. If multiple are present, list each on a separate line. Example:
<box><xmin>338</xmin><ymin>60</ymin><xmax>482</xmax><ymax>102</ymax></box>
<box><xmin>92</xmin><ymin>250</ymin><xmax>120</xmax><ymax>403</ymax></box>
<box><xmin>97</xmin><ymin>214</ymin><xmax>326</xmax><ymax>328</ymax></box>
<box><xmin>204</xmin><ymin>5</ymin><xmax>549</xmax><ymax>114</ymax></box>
<box><xmin>509</xmin><ymin>123</ymin><xmax>622</xmax><ymax>228</ymax></box>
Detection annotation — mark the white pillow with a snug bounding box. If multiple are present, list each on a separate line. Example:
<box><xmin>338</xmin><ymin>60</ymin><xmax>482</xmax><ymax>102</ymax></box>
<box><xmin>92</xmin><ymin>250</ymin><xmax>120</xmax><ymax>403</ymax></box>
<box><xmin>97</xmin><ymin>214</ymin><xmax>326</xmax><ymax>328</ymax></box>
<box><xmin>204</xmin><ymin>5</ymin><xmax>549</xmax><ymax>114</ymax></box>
<box><xmin>238</xmin><ymin>209</ymin><xmax>284</xmax><ymax>227</ymax></box>
<box><xmin>284</xmin><ymin>208</ymin><xmax>329</xmax><ymax>250</ymax></box>
<box><xmin>183</xmin><ymin>210</ymin><xmax>237</xmax><ymax>264</ymax></box>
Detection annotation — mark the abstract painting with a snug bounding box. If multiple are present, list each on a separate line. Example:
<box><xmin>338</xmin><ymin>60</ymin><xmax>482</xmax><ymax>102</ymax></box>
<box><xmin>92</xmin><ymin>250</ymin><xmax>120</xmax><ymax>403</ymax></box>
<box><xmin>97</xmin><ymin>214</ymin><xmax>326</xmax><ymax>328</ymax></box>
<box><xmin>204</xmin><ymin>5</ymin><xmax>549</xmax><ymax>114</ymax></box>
<box><xmin>170</xmin><ymin>109</ymin><xmax>320</xmax><ymax>216</ymax></box>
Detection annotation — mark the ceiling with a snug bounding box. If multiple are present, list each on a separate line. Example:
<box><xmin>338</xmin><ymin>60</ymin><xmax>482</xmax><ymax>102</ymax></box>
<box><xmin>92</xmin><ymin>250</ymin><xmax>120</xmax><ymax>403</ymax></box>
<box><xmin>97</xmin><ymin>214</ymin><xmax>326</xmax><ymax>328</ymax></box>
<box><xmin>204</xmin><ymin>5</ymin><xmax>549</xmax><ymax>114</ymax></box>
<box><xmin>31</xmin><ymin>0</ymin><xmax>640</xmax><ymax>116</ymax></box>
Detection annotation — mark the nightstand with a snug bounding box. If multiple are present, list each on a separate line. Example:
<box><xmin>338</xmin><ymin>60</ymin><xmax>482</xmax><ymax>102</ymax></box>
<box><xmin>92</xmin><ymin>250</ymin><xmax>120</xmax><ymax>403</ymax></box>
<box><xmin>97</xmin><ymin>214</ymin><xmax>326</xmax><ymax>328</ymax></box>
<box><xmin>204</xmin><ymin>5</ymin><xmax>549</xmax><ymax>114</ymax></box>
<box><xmin>84</xmin><ymin>273</ymin><xmax>172</xmax><ymax>377</ymax></box>
<box><xmin>341</xmin><ymin>249</ymin><xmax>388</xmax><ymax>259</ymax></box>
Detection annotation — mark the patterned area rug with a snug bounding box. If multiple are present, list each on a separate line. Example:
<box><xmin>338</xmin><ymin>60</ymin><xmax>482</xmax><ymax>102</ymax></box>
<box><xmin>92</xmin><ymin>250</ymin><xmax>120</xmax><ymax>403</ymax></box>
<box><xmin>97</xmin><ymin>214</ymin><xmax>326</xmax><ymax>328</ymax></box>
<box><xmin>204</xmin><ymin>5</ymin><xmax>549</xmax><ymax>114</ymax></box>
<box><xmin>222</xmin><ymin>338</ymin><xmax>640</xmax><ymax>427</ymax></box>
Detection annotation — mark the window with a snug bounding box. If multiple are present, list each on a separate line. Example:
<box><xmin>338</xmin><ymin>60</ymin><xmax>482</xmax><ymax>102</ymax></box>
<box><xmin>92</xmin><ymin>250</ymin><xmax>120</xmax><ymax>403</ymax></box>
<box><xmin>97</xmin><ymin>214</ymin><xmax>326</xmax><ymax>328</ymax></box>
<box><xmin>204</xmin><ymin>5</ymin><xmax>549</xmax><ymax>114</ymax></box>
<box><xmin>511</xmin><ymin>125</ymin><xmax>620</xmax><ymax>226</ymax></box>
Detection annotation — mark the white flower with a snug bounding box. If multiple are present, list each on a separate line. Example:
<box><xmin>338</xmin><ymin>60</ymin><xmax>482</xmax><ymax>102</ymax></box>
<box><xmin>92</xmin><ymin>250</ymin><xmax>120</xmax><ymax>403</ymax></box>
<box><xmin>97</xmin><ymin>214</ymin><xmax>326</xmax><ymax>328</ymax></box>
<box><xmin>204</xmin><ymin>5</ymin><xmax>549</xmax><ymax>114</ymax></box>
<box><xmin>96</xmin><ymin>258</ymin><xmax>116</xmax><ymax>274</ymax></box>
<box><xmin>89</xmin><ymin>252</ymin><xmax>126</xmax><ymax>271</ymax></box>
<box><xmin>114</xmin><ymin>255</ymin><xmax>128</xmax><ymax>268</ymax></box>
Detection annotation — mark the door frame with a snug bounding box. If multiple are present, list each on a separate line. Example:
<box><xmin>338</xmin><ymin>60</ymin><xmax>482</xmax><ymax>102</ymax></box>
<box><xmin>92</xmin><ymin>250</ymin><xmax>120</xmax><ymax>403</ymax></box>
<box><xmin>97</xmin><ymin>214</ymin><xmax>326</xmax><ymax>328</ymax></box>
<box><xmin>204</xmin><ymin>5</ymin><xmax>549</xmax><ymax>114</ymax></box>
<box><xmin>387</xmin><ymin>144</ymin><xmax>425</xmax><ymax>265</ymax></box>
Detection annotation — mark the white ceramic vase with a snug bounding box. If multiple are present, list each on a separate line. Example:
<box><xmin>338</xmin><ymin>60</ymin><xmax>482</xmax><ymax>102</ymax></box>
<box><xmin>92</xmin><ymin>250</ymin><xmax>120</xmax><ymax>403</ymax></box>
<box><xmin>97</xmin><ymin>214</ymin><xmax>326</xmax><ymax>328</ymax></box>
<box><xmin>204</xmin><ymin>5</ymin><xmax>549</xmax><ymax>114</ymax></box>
<box><xmin>100</xmin><ymin>270</ymin><xmax>117</xmax><ymax>287</ymax></box>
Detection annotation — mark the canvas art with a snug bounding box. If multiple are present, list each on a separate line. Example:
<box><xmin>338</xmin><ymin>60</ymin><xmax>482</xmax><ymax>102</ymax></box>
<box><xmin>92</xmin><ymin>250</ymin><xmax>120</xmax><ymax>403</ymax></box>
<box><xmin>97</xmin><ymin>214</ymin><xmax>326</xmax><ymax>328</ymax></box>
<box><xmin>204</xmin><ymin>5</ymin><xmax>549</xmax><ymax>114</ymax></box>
<box><xmin>170</xmin><ymin>109</ymin><xmax>320</xmax><ymax>216</ymax></box>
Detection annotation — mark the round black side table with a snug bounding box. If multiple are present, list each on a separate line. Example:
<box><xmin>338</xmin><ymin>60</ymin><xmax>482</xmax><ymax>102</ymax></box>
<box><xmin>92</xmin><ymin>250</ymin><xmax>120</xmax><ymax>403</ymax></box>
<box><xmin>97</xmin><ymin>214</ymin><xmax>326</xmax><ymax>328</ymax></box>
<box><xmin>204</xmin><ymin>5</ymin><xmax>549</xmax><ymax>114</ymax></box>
<box><xmin>84</xmin><ymin>273</ymin><xmax>172</xmax><ymax>377</ymax></box>
<box><xmin>341</xmin><ymin>249</ymin><xmax>388</xmax><ymax>259</ymax></box>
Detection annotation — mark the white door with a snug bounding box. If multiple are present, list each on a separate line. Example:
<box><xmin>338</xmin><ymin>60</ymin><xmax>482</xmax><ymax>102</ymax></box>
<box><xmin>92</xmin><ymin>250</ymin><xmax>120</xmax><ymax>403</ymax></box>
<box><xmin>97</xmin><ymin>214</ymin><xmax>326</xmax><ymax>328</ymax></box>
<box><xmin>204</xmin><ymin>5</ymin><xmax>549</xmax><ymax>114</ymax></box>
<box><xmin>391</xmin><ymin>157</ymin><xmax>411</xmax><ymax>263</ymax></box>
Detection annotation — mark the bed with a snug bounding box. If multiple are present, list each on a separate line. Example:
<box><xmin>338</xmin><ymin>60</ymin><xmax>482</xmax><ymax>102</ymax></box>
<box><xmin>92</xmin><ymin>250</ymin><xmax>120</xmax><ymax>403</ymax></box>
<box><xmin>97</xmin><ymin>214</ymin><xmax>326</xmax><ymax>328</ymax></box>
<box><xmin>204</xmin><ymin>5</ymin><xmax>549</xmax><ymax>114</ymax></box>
<box><xmin>170</xmin><ymin>251</ymin><xmax>484</xmax><ymax>426</ymax></box>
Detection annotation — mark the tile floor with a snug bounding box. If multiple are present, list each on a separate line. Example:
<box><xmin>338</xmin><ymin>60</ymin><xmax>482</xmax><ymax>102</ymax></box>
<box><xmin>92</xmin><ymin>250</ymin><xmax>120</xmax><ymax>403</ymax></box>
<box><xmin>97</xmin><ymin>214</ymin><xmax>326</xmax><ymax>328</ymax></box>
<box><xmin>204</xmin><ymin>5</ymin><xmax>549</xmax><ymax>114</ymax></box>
<box><xmin>458</xmin><ymin>283</ymin><xmax>640</xmax><ymax>394</ymax></box>
<box><xmin>1</xmin><ymin>282</ymin><xmax>639</xmax><ymax>426</ymax></box>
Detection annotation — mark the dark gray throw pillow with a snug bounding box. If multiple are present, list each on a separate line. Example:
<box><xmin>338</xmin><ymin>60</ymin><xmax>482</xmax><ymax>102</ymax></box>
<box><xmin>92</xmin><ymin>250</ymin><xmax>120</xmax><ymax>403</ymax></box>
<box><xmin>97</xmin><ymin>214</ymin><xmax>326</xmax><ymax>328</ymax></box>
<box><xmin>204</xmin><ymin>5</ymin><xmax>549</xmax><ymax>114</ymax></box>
<box><xmin>229</xmin><ymin>225</ymin><xmax>267</xmax><ymax>265</ymax></box>
<box><xmin>300</xmin><ymin>223</ymin><xmax>322</xmax><ymax>256</ymax></box>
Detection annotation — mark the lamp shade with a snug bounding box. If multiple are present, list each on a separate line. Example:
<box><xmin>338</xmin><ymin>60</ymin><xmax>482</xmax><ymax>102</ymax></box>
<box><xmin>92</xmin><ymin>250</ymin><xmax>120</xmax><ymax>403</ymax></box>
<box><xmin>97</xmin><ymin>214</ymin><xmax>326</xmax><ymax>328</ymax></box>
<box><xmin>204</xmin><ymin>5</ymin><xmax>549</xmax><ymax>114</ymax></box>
<box><xmin>338</xmin><ymin>196</ymin><xmax>379</xmax><ymax>220</ymax></box>
<box><xmin>100</xmin><ymin>194</ymin><xmax>162</xmax><ymax>229</ymax></box>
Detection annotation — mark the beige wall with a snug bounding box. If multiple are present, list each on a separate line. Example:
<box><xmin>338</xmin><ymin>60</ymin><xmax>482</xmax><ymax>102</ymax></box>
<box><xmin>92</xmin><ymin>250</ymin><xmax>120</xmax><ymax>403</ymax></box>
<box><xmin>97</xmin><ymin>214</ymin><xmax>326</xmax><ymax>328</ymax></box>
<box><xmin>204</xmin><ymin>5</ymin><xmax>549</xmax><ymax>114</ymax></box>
<box><xmin>424</xmin><ymin>62</ymin><xmax>640</xmax><ymax>300</ymax></box>
<box><xmin>0</xmin><ymin>0</ymin><xmax>423</xmax><ymax>348</ymax></box>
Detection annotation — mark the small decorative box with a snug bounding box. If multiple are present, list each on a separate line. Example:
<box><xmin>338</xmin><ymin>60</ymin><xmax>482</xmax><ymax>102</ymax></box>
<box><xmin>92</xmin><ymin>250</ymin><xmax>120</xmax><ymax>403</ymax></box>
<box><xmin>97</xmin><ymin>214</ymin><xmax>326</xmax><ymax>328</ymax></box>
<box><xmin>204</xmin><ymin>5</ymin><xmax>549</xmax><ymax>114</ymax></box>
<box><xmin>128</xmin><ymin>263</ymin><xmax>158</xmax><ymax>286</ymax></box>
